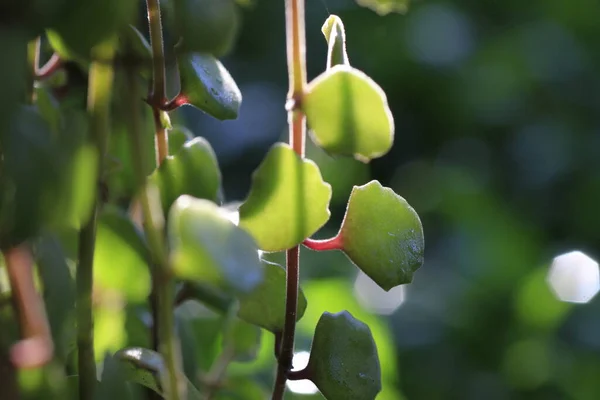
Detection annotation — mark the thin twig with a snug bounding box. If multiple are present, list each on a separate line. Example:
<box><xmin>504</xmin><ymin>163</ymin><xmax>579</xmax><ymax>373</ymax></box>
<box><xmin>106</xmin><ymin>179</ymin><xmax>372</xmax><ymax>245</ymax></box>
<box><xmin>272</xmin><ymin>0</ymin><xmax>307</xmax><ymax>398</ymax></box>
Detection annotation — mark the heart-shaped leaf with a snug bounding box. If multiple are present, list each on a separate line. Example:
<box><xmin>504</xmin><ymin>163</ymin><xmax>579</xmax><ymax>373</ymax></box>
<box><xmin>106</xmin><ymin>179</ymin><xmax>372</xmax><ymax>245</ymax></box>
<box><xmin>355</xmin><ymin>0</ymin><xmax>409</xmax><ymax>15</ymax></box>
<box><xmin>237</xmin><ymin>260</ymin><xmax>308</xmax><ymax>332</ymax></box>
<box><xmin>303</xmin><ymin>65</ymin><xmax>394</xmax><ymax>163</ymax></box>
<box><xmin>150</xmin><ymin>137</ymin><xmax>222</xmax><ymax>216</ymax></box>
<box><xmin>169</xmin><ymin>125</ymin><xmax>195</xmax><ymax>154</ymax></box>
<box><xmin>321</xmin><ymin>15</ymin><xmax>349</xmax><ymax>69</ymax></box>
<box><xmin>171</xmin><ymin>0</ymin><xmax>240</xmax><ymax>57</ymax></box>
<box><xmin>177</xmin><ymin>52</ymin><xmax>242</xmax><ymax>120</ymax></box>
<box><xmin>340</xmin><ymin>180</ymin><xmax>424</xmax><ymax>290</ymax></box>
<box><xmin>93</xmin><ymin>205</ymin><xmax>152</xmax><ymax>302</ymax></box>
<box><xmin>306</xmin><ymin>311</ymin><xmax>381</xmax><ymax>400</ymax></box>
<box><xmin>168</xmin><ymin>195</ymin><xmax>264</xmax><ymax>294</ymax></box>
<box><xmin>239</xmin><ymin>143</ymin><xmax>332</xmax><ymax>252</ymax></box>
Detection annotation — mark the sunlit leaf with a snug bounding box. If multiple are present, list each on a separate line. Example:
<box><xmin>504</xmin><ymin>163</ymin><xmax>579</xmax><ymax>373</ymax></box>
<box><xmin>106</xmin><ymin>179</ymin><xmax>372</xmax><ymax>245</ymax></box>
<box><xmin>304</xmin><ymin>65</ymin><xmax>394</xmax><ymax>163</ymax></box>
<box><xmin>239</xmin><ymin>143</ymin><xmax>332</xmax><ymax>251</ymax></box>
<box><xmin>150</xmin><ymin>137</ymin><xmax>222</xmax><ymax>216</ymax></box>
<box><xmin>177</xmin><ymin>53</ymin><xmax>242</xmax><ymax>120</ymax></box>
<box><xmin>321</xmin><ymin>15</ymin><xmax>349</xmax><ymax>69</ymax></box>
<box><xmin>339</xmin><ymin>180</ymin><xmax>424</xmax><ymax>290</ymax></box>
<box><xmin>238</xmin><ymin>261</ymin><xmax>308</xmax><ymax>332</ymax></box>
<box><xmin>307</xmin><ymin>311</ymin><xmax>381</xmax><ymax>400</ymax></box>
<box><xmin>94</xmin><ymin>205</ymin><xmax>151</xmax><ymax>302</ymax></box>
<box><xmin>171</xmin><ymin>0</ymin><xmax>239</xmax><ymax>57</ymax></box>
<box><xmin>355</xmin><ymin>0</ymin><xmax>409</xmax><ymax>15</ymax></box>
<box><xmin>168</xmin><ymin>196</ymin><xmax>263</xmax><ymax>294</ymax></box>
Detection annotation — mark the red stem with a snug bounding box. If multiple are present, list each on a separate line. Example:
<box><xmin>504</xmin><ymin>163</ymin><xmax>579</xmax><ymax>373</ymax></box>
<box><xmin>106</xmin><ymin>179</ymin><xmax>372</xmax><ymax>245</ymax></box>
<box><xmin>302</xmin><ymin>233</ymin><xmax>343</xmax><ymax>251</ymax></box>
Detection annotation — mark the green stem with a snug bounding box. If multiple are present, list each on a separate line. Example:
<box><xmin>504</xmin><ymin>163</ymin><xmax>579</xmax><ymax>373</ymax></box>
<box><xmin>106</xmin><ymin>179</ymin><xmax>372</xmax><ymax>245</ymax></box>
<box><xmin>26</xmin><ymin>37</ymin><xmax>40</xmax><ymax>104</ymax></box>
<box><xmin>77</xmin><ymin>43</ymin><xmax>115</xmax><ymax>399</ymax></box>
<box><xmin>124</xmin><ymin>64</ymin><xmax>183</xmax><ymax>400</ymax></box>
<box><xmin>273</xmin><ymin>0</ymin><xmax>307</xmax><ymax>398</ymax></box>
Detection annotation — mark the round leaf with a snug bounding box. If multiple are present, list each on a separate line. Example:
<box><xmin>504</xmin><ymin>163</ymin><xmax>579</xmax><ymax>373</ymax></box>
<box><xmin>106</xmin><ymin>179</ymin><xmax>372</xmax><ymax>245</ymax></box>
<box><xmin>239</xmin><ymin>143</ymin><xmax>332</xmax><ymax>252</ymax></box>
<box><xmin>177</xmin><ymin>52</ymin><xmax>242</xmax><ymax>120</ymax></box>
<box><xmin>150</xmin><ymin>136</ymin><xmax>222</xmax><ymax>216</ymax></box>
<box><xmin>237</xmin><ymin>261</ymin><xmax>308</xmax><ymax>332</ymax></box>
<box><xmin>340</xmin><ymin>180</ymin><xmax>424</xmax><ymax>291</ymax></box>
<box><xmin>93</xmin><ymin>205</ymin><xmax>152</xmax><ymax>302</ymax></box>
<box><xmin>304</xmin><ymin>65</ymin><xmax>394</xmax><ymax>163</ymax></box>
<box><xmin>306</xmin><ymin>311</ymin><xmax>381</xmax><ymax>400</ymax></box>
<box><xmin>171</xmin><ymin>0</ymin><xmax>239</xmax><ymax>57</ymax></box>
<box><xmin>168</xmin><ymin>196</ymin><xmax>264</xmax><ymax>294</ymax></box>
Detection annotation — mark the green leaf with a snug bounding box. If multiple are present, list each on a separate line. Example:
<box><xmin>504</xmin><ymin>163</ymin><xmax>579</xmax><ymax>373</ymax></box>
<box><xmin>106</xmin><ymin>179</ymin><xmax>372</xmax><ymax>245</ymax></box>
<box><xmin>150</xmin><ymin>137</ymin><xmax>222</xmax><ymax>216</ymax></box>
<box><xmin>238</xmin><ymin>261</ymin><xmax>308</xmax><ymax>332</ymax></box>
<box><xmin>321</xmin><ymin>15</ymin><xmax>349</xmax><ymax>69</ymax></box>
<box><xmin>93</xmin><ymin>205</ymin><xmax>152</xmax><ymax>302</ymax></box>
<box><xmin>116</xmin><ymin>347</ymin><xmax>204</xmax><ymax>399</ymax></box>
<box><xmin>168</xmin><ymin>196</ymin><xmax>264</xmax><ymax>294</ymax></box>
<box><xmin>46</xmin><ymin>0</ymin><xmax>137</xmax><ymax>60</ymax></box>
<box><xmin>169</xmin><ymin>125</ymin><xmax>195</xmax><ymax>154</ymax></box>
<box><xmin>339</xmin><ymin>181</ymin><xmax>424</xmax><ymax>290</ymax></box>
<box><xmin>304</xmin><ymin>65</ymin><xmax>394</xmax><ymax>163</ymax></box>
<box><xmin>224</xmin><ymin>318</ymin><xmax>262</xmax><ymax>362</ymax></box>
<box><xmin>115</xmin><ymin>347</ymin><xmax>166</xmax><ymax>395</ymax></box>
<box><xmin>355</xmin><ymin>0</ymin><xmax>409</xmax><ymax>15</ymax></box>
<box><xmin>177</xmin><ymin>52</ymin><xmax>242</xmax><ymax>120</ymax></box>
<box><xmin>95</xmin><ymin>353</ymin><xmax>135</xmax><ymax>400</ymax></box>
<box><xmin>117</xmin><ymin>25</ymin><xmax>153</xmax><ymax>79</ymax></box>
<box><xmin>215</xmin><ymin>377</ymin><xmax>268</xmax><ymax>400</ymax></box>
<box><xmin>239</xmin><ymin>143</ymin><xmax>332</xmax><ymax>252</ymax></box>
<box><xmin>34</xmin><ymin>236</ymin><xmax>76</xmax><ymax>361</ymax></box>
<box><xmin>307</xmin><ymin>311</ymin><xmax>381</xmax><ymax>400</ymax></box>
<box><xmin>171</xmin><ymin>0</ymin><xmax>240</xmax><ymax>57</ymax></box>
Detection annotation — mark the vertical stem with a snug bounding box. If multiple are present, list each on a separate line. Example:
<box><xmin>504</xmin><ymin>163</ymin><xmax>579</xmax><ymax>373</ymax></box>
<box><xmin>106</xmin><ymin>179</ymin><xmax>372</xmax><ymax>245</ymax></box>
<box><xmin>146</xmin><ymin>0</ymin><xmax>169</xmax><ymax>165</ymax></box>
<box><xmin>124</xmin><ymin>65</ymin><xmax>183</xmax><ymax>400</ymax></box>
<box><xmin>77</xmin><ymin>43</ymin><xmax>115</xmax><ymax>399</ymax></box>
<box><xmin>26</xmin><ymin>37</ymin><xmax>40</xmax><ymax>104</ymax></box>
<box><xmin>273</xmin><ymin>0</ymin><xmax>307</xmax><ymax>398</ymax></box>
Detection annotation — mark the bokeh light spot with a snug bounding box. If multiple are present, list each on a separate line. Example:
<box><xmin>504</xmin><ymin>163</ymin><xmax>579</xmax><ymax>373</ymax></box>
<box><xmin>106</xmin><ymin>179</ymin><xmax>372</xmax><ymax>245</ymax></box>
<box><xmin>547</xmin><ymin>251</ymin><xmax>599</xmax><ymax>304</ymax></box>
<box><xmin>286</xmin><ymin>351</ymin><xmax>319</xmax><ymax>395</ymax></box>
<box><xmin>354</xmin><ymin>271</ymin><xmax>405</xmax><ymax>315</ymax></box>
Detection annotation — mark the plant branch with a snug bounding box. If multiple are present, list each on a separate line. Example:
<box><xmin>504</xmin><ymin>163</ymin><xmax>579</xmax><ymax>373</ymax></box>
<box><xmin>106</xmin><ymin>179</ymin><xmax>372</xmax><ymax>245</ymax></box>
<box><xmin>124</xmin><ymin>60</ymin><xmax>184</xmax><ymax>400</ymax></box>
<box><xmin>272</xmin><ymin>0</ymin><xmax>307</xmax><ymax>398</ymax></box>
<box><xmin>26</xmin><ymin>37</ymin><xmax>40</xmax><ymax>104</ymax></box>
<box><xmin>146</xmin><ymin>0</ymin><xmax>169</xmax><ymax>165</ymax></box>
<box><xmin>4</xmin><ymin>245</ymin><xmax>54</xmax><ymax>369</ymax></box>
<box><xmin>302</xmin><ymin>234</ymin><xmax>343</xmax><ymax>251</ymax></box>
<box><xmin>77</xmin><ymin>43</ymin><xmax>115</xmax><ymax>399</ymax></box>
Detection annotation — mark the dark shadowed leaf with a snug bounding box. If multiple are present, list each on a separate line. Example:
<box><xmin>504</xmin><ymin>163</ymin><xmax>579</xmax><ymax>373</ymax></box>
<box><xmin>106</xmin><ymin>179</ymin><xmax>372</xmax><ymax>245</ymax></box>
<box><xmin>340</xmin><ymin>181</ymin><xmax>424</xmax><ymax>291</ymax></box>
<box><xmin>239</xmin><ymin>143</ymin><xmax>332</xmax><ymax>251</ymax></box>
<box><xmin>150</xmin><ymin>137</ymin><xmax>222</xmax><ymax>216</ymax></box>
<box><xmin>307</xmin><ymin>311</ymin><xmax>381</xmax><ymax>400</ymax></box>
<box><xmin>177</xmin><ymin>52</ymin><xmax>242</xmax><ymax>120</ymax></box>
<box><xmin>168</xmin><ymin>196</ymin><xmax>263</xmax><ymax>294</ymax></box>
<box><xmin>237</xmin><ymin>261</ymin><xmax>308</xmax><ymax>332</ymax></box>
<box><xmin>171</xmin><ymin>0</ymin><xmax>239</xmax><ymax>57</ymax></box>
<box><xmin>304</xmin><ymin>65</ymin><xmax>394</xmax><ymax>163</ymax></box>
<box><xmin>95</xmin><ymin>353</ymin><xmax>134</xmax><ymax>400</ymax></box>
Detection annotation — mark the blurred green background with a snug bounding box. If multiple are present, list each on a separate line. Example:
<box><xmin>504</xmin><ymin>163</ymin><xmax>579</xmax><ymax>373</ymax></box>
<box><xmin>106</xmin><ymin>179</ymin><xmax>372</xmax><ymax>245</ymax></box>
<box><xmin>184</xmin><ymin>0</ymin><xmax>600</xmax><ymax>398</ymax></box>
<box><xmin>3</xmin><ymin>0</ymin><xmax>600</xmax><ymax>398</ymax></box>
